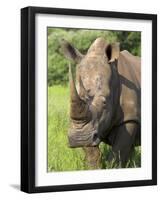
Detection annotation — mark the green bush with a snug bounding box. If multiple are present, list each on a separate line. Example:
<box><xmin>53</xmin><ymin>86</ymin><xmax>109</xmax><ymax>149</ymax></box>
<box><xmin>113</xmin><ymin>31</ymin><xmax>141</xmax><ymax>56</ymax></box>
<box><xmin>48</xmin><ymin>28</ymin><xmax>141</xmax><ymax>86</ymax></box>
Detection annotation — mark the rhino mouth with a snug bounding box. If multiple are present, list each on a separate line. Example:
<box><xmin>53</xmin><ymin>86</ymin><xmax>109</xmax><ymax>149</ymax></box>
<box><xmin>68</xmin><ymin>130</ymin><xmax>101</xmax><ymax>148</ymax></box>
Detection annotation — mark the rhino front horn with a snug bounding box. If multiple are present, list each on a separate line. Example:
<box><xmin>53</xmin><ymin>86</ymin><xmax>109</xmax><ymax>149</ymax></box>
<box><xmin>69</xmin><ymin>63</ymin><xmax>91</xmax><ymax>121</ymax></box>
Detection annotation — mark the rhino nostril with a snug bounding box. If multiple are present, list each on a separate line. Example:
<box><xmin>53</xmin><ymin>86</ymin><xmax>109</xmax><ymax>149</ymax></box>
<box><xmin>92</xmin><ymin>132</ymin><xmax>101</xmax><ymax>146</ymax></box>
<box><xmin>93</xmin><ymin>132</ymin><xmax>98</xmax><ymax>141</ymax></box>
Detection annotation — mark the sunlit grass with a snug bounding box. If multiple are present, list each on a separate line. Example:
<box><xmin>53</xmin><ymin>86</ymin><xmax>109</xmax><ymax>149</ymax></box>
<box><xmin>48</xmin><ymin>85</ymin><xmax>141</xmax><ymax>172</ymax></box>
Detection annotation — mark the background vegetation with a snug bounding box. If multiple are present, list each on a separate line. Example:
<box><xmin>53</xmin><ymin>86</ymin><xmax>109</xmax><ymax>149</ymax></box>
<box><xmin>47</xmin><ymin>28</ymin><xmax>141</xmax><ymax>172</ymax></box>
<box><xmin>48</xmin><ymin>28</ymin><xmax>141</xmax><ymax>86</ymax></box>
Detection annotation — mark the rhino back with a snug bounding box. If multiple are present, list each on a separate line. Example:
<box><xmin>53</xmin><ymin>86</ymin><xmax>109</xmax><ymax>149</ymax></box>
<box><xmin>117</xmin><ymin>50</ymin><xmax>141</xmax><ymax>123</ymax></box>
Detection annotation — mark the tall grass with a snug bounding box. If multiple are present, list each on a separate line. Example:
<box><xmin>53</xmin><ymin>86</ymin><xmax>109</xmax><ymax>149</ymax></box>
<box><xmin>48</xmin><ymin>85</ymin><xmax>141</xmax><ymax>172</ymax></box>
<box><xmin>48</xmin><ymin>85</ymin><xmax>85</xmax><ymax>171</ymax></box>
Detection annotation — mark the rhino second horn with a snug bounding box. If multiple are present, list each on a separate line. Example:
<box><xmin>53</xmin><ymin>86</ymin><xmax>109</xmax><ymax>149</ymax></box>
<box><xmin>69</xmin><ymin>63</ymin><xmax>91</xmax><ymax>120</ymax></box>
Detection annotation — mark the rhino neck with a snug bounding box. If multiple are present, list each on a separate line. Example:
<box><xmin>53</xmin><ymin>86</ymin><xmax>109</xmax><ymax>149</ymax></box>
<box><xmin>105</xmin><ymin>62</ymin><xmax>121</xmax><ymax>134</ymax></box>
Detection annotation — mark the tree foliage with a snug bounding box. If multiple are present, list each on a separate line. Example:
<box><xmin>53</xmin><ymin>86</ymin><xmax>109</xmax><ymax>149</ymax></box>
<box><xmin>113</xmin><ymin>31</ymin><xmax>141</xmax><ymax>57</ymax></box>
<box><xmin>48</xmin><ymin>28</ymin><xmax>141</xmax><ymax>86</ymax></box>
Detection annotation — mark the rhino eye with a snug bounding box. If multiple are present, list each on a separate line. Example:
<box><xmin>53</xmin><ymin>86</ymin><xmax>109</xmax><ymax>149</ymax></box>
<box><xmin>103</xmin><ymin>100</ymin><xmax>106</xmax><ymax>105</ymax></box>
<box><xmin>102</xmin><ymin>100</ymin><xmax>106</xmax><ymax>105</ymax></box>
<box><xmin>101</xmin><ymin>96</ymin><xmax>107</xmax><ymax>105</ymax></box>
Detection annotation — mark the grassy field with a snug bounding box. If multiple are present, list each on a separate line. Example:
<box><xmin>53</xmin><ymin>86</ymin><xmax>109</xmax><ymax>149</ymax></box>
<box><xmin>48</xmin><ymin>85</ymin><xmax>141</xmax><ymax>172</ymax></box>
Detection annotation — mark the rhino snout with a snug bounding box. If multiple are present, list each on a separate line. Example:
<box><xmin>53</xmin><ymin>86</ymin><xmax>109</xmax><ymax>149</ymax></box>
<box><xmin>68</xmin><ymin>130</ymin><xmax>101</xmax><ymax>148</ymax></box>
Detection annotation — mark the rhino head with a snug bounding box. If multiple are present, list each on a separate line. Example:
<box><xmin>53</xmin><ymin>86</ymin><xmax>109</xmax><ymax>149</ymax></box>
<box><xmin>61</xmin><ymin>38</ymin><xmax>120</xmax><ymax>148</ymax></box>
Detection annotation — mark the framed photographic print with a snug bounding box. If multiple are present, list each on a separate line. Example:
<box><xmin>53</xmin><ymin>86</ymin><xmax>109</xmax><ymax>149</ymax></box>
<box><xmin>21</xmin><ymin>6</ymin><xmax>157</xmax><ymax>193</ymax></box>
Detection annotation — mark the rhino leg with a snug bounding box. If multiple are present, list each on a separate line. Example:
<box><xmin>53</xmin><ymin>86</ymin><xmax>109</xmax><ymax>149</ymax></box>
<box><xmin>109</xmin><ymin>122</ymin><xmax>139</xmax><ymax>168</ymax></box>
<box><xmin>83</xmin><ymin>147</ymin><xmax>102</xmax><ymax>169</ymax></box>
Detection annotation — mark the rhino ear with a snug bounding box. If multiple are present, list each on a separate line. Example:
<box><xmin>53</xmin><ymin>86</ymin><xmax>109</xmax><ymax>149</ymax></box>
<box><xmin>60</xmin><ymin>39</ymin><xmax>83</xmax><ymax>63</ymax></box>
<box><xmin>106</xmin><ymin>43</ymin><xmax>120</xmax><ymax>63</ymax></box>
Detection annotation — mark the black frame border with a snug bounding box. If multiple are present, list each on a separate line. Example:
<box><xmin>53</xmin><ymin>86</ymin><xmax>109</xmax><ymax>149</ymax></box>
<box><xmin>21</xmin><ymin>6</ymin><xmax>157</xmax><ymax>193</ymax></box>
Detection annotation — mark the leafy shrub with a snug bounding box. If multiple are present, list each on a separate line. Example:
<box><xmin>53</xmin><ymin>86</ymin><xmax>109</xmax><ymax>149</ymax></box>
<box><xmin>48</xmin><ymin>28</ymin><xmax>141</xmax><ymax>86</ymax></box>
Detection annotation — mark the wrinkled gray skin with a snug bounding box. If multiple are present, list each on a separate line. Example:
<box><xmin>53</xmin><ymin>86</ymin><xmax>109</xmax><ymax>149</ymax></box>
<box><xmin>61</xmin><ymin>38</ymin><xmax>141</xmax><ymax>168</ymax></box>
